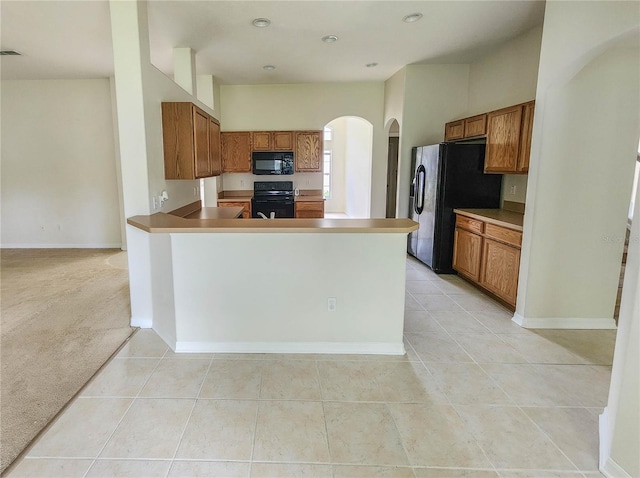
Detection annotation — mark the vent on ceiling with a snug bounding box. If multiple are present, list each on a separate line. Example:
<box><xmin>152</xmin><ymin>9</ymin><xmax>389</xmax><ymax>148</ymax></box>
<box><xmin>0</xmin><ymin>50</ymin><xmax>21</xmax><ymax>56</ymax></box>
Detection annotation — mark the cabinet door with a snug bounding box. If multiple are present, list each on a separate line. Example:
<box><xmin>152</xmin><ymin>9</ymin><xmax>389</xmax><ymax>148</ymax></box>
<box><xmin>252</xmin><ymin>132</ymin><xmax>271</xmax><ymax>151</ymax></box>
<box><xmin>464</xmin><ymin>114</ymin><xmax>487</xmax><ymax>138</ymax></box>
<box><xmin>273</xmin><ymin>131</ymin><xmax>294</xmax><ymax>150</ymax></box>
<box><xmin>295</xmin><ymin>131</ymin><xmax>322</xmax><ymax>172</ymax></box>
<box><xmin>221</xmin><ymin>132</ymin><xmax>252</xmax><ymax>172</ymax></box>
<box><xmin>445</xmin><ymin>120</ymin><xmax>464</xmax><ymax>141</ymax></box>
<box><xmin>452</xmin><ymin>227</ymin><xmax>483</xmax><ymax>282</ymax></box>
<box><xmin>479</xmin><ymin>238</ymin><xmax>520</xmax><ymax>306</ymax></box>
<box><xmin>295</xmin><ymin>201</ymin><xmax>324</xmax><ymax>218</ymax></box>
<box><xmin>484</xmin><ymin>105</ymin><xmax>523</xmax><ymax>173</ymax></box>
<box><xmin>517</xmin><ymin>101</ymin><xmax>535</xmax><ymax>173</ymax></box>
<box><xmin>209</xmin><ymin>117</ymin><xmax>222</xmax><ymax>176</ymax></box>
<box><xmin>193</xmin><ymin>107</ymin><xmax>211</xmax><ymax>178</ymax></box>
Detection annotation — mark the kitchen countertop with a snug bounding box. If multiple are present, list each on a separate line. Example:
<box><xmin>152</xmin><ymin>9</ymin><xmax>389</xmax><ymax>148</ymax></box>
<box><xmin>454</xmin><ymin>208</ymin><xmax>524</xmax><ymax>231</ymax></box>
<box><xmin>127</xmin><ymin>214</ymin><xmax>418</xmax><ymax>234</ymax></box>
<box><xmin>184</xmin><ymin>207</ymin><xmax>244</xmax><ymax>220</ymax></box>
<box><xmin>217</xmin><ymin>196</ymin><xmax>253</xmax><ymax>202</ymax></box>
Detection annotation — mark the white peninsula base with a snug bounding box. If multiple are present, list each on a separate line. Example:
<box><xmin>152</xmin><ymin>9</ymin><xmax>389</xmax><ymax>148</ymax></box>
<box><xmin>127</xmin><ymin>216</ymin><xmax>417</xmax><ymax>355</ymax></box>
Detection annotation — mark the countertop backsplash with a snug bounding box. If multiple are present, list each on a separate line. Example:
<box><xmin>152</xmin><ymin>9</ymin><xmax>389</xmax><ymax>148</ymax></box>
<box><xmin>221</xmin><ymin>172</ymin><xmax>323</xmax><ymax>191</ymax></box>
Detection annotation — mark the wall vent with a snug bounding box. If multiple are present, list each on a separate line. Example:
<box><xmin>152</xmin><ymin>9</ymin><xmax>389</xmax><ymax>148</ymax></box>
<box><xmin>0</xmin><ymin>50</ymin><xmax>21</xmax><ymax>56</ymax></box>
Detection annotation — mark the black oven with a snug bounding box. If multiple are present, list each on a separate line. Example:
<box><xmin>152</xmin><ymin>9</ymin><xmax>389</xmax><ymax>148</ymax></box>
<box><xmin>252</xmin><ymin>151</ymin><xmax>294</xmax><ymax>175</ymax></box>
<box><xmin>252</xmin><ymin>181</ymin><xmax>295</xmax><ymax>218</ymax></box>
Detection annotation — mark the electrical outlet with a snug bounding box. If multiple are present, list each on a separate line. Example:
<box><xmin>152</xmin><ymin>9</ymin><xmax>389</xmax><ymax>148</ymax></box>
<box><xmin>328</xmin><ymin>297</ymin><xmax>337</xmax><ymax>312</ymax></box>
<box><xmin>193</xmin><ymin>187</ymin><xmax>198</xmax><ymax>197</ymax></box>
<box><xmin>240</xmin><ymin>180</ymin><xmax>245</xmax><ymax>188</ymax></box>
<box><xmin>152</xmin><ymin>197</ymin><xmax>158</xmax><ymax>209</ymax></box>
<box><xmin>306</xmin><ymin>179</ymin><xmax>310</xmax><ymax>186</ymax></box>
<box><xmin>509</xmin><ymin>185</ymin><xmax>517</xmax><ymax>195</ymax></box>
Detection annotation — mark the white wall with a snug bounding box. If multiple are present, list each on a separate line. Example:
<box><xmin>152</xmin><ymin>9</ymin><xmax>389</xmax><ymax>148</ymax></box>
<box><xmin>166</xmin><ymin>231</ymin><xmax>408</xmax><ymax>354</ymax></box>
<box><xmin>219</xmin><ymin>82</ymin><xmax>386</xmax><ymax>217</ymax></box>
<box><xmin>394</xmin><ymin>65</ymin><xmax>470</xmax><ymax>219</ymax></box>
<box><xmin>325</xmin><ymin>118</ymin><xmax>347</xmax><ymax>213</ymax></box>
<box><xmin>1</xmin><ymin>80</ymin><xmax>122</xmax><ymax>247</ymax></box>
<box><xmin>516</xmin><ymin>1</ymin><xmax>639</xmax><ymax>329</ymax></box>
<box><xmin>345</xmin><ymin>118</ymin><xmax>373</xmax><ymax>218</ymax></box>
<box><xmin>219</xmin><ymin>172</ymin><xmax>322</xmax><ymax>193</ymax></box>
<box><xmin>468</xmin><ymin>25</ymin><xmax>543</xmax><ymax>205</ymax></box>
<box><xmin>110</xmin><ymin>0</ymin><xmax>217</xmax><ymax>326</ymax></box>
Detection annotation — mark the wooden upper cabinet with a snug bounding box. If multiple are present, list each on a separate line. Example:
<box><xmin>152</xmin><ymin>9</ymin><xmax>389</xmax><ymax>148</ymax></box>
<box><xmin>272</xmin><ymin>131</ymin><xmax>294</xmax><ymax>150</ymax></box>
<box><xmin>251</xmin><ymin>131</ymin><xmax>294</xmax><ymax>151</ymax></box>
<box><xmin>484</xmin><ymin>105</ymin><xmax>523</xmax><ymax>173</ymax></box>
<box><xmin>162</xmin><ymin>102</ymin><xmax>219</xmax><ymax>180</ymax></box>
<box><xmin>517</xmin><ymin>101</ymin><xmax>535</xmax><ymax>173</ymax></box>
<box><xmin>295</xmin><ymin>131</ymin><xmax>323</xmax><ymax>172</ymax></box>
<box><xmin>251</xmin><ymin>132</ymin><xmax>271</xmax><ymax>151</ymax></box>
<box><xmin>209</xmin><ymin>117</ymin><xmax>222</xmax><ymax>176</ymax></box>
<box><xmin>193</xmin><ymin>108</ymin><xmax>211</xmax><ymax>178</ymax></box>
<box><xmin>445</xmin><ymin>120</ymin><xmax>464</xmax><ymax>141</ymax></box>
<box><xmin>221</xmin><ymin>132</ymin><xmax>252</xmax><ymax>173</ymax></box>
<box><xmin>464</xmin><ymin>114</ymin><xmax>487</xmax><ymax>138</ymax></box>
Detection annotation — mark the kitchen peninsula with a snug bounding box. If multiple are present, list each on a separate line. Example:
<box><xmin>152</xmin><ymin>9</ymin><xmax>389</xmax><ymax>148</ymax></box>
<box><xmin>127</xmin><ymin>212</ymin><xmax>418</xmax><ymax>355</ymax></box>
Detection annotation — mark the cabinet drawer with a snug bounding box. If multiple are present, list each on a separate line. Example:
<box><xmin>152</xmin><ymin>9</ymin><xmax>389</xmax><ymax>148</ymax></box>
<box><xmin>456</xmin><ymin>215</ymin><xmax>484</xmax><ymax>234</ymax></box>
<box><xmin>485</xmin><ymin>223</ymin><xmax>522</xmax><ymax>247</ymax></box>
<box><xmin>464</xmin><ymin>114</ymin><xmax>487</xmax><ymax>137</ymax></box>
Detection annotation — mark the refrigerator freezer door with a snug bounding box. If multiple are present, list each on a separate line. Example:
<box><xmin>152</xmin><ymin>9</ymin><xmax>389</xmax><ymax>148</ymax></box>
<box><xmin>432</xmin><ymin>143</ymin><xmax>502</xmax><ymax>273</ymax></box>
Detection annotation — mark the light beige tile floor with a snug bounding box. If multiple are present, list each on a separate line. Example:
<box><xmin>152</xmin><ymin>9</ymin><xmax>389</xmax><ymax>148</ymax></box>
<box><xmin>7</xmin><ymin>255</ymin><xmax>613</xmax><ymax>478</ymax></box>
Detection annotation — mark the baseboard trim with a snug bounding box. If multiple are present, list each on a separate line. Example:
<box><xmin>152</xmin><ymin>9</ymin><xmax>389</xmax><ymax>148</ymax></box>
<box><xmin>131</xmin><ymin>317</ymin><xmax>152</xmax><ymax>328</ymax></box>
<box><xmin>601</xmin><ymin>459</ymin><xmax>633</xmax><ymax>478</ymax></box>
<box><xmin>512</xmin><ymin>313</ymin><xmax>617</xmax><ymax>329</ymax></box>
<box><xmin>598</xmin><ymin>408</ymin><xmax>633</xmax><ymax>478</ymax></box>
<box><xmin>173</xmin><ymin>341</ymin><xmax>406</xmax><ymax>355</ymax></box>
<box><xmin>0</xmin><ymin>243</ymin><xmax>122</xmax><ymax>249</ymax></box>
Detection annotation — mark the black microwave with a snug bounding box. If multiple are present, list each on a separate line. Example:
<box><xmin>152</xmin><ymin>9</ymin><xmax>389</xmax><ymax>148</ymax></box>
<box><xmin>252</xmin><ymin>151</ymin><xmax>294</xmax><ymax>175</ymax></box>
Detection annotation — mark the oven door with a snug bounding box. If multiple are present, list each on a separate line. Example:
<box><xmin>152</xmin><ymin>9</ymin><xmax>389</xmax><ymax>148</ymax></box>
<box><xmin>251</xmin><ymin>198</ymin><xmax>294</xmax><ymax>218</ymax></box>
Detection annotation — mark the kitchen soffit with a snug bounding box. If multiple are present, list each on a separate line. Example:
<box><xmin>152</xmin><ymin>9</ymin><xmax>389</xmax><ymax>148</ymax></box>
<box><xmin>0</xmin><ymin>0</ymin><xmax>545</xmax><ymax>83</ymax></box>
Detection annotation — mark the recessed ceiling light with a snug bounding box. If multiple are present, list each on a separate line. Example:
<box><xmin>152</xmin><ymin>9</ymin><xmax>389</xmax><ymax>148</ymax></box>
<box><xmin>263</xmin><ymin>65</ymin><xmax>276</xmax><ymax>71</ymax></box>
<box><xmin>322</xmin><ymin>35</ymin><xmax>339</xmax><ymax>43</ymax></box>
<box><xmin>0</xmin><ymin>50</ymin><xmax>21</xmax><ymax>56</ymax></box>
<box><xmin>252</xmin><ymin>18</ymin><xmax>271</xmax><ymax>27</ymax></box>
<box><xmin>366</xmin><ymin>62</ymin><xmax>378</xmax><ymax>68</ymax></box>
<box><xmin>402</xmin><ymin>13</ymin><xmax>423</xmax><ymax>23</ymax></box>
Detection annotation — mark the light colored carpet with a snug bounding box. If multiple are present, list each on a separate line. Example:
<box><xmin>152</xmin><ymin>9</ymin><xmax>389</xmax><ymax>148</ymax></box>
<box><xmin>0</xmin><ymin>249</ymin><xmax>134</xmax><ymax>474</ymax></box>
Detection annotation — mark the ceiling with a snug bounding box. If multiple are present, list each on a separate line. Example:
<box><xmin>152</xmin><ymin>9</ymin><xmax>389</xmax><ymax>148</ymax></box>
<box><xmin>1</xmin><ymin>1</ymin><xmax>546</xmax><ymax>84</ymax></box>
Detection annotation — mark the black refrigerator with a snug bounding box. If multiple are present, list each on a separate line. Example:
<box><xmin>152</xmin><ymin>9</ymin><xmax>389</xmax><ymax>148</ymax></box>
<box><xmin>407</xmin><ymin>143</ymin><xmax>502</xmax><ymax>273</ymax></box>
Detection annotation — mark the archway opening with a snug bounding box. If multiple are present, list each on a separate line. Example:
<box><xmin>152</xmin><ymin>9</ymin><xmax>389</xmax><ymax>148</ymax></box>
<box><xmin>322</xmin><ymin>116</ymin><xmax>373</xmax><ymax>218</ymax></box>
<box><xmin>386</xmin><ymin>119</ymin><xmax>400</xmax><ymax>218</ymax></box>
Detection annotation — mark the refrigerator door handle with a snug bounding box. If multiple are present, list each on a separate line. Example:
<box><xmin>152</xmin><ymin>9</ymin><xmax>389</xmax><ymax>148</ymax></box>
<box><xmin>415</xmin><ymin>164</ymin><xmax>426</xmax><ymax>215</ymax></box>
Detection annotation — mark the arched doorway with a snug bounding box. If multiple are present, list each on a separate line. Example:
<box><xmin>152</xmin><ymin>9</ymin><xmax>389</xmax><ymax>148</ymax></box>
<box><xmin>323</xmin><ymin>116</ymin><xmax>373</xmax><ymax>218</ymax></box>
<box><xmin>386</xmin><ymin>119</ymin><xmax>400</xmax><ymax>218</ymax></box>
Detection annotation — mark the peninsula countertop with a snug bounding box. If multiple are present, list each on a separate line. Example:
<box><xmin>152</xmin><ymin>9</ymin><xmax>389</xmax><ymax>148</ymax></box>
<box><xmin>127</xmin><ymin>213</ymin><xmax>418</xmax><ymax>234</ymax></box>
<box><xmin>453</xmin><ymin>208</ymin><xmax>524</xmax><ymax>231</ymax></box>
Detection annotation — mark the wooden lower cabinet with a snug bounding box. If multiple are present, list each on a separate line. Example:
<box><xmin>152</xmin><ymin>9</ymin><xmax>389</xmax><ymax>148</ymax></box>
<box><xmin>295</xmin><ymin>201</ymin><xmax>324</xmax><ymax>218</ymax></box>
<box><xmin>452</xmin><ymin>228</ymin><xmax>483</xmax><ymax>282</ymax></box>
<box><xmin>479</xmin><ymin>238</ymin><xmax>520</xmax><ymax>305</ymax></box>
<box><xmin>453</xmin><ymin>214</ymin><xmax>521</xmax><ymax>308</ymax></box>
<box><xmin>218</xmin><ymin>200</ymin><xmax>251</xmax><ymax>219</ymax></box>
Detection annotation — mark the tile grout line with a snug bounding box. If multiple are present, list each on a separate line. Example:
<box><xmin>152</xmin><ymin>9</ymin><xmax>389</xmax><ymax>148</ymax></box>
<box><xmin>247</xmin><ymin>358</ymin><xmax>265</xmax><ymax>475</ymax></box>
<box><xmin>165</xmin><ymin>356</ymin><xmax>216</xmax><ymax>477</ymax></box>
<box><xmin>84</xmin><ymin>346</ymin><xmax>169</xmax><ymax>475</ymax></box>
